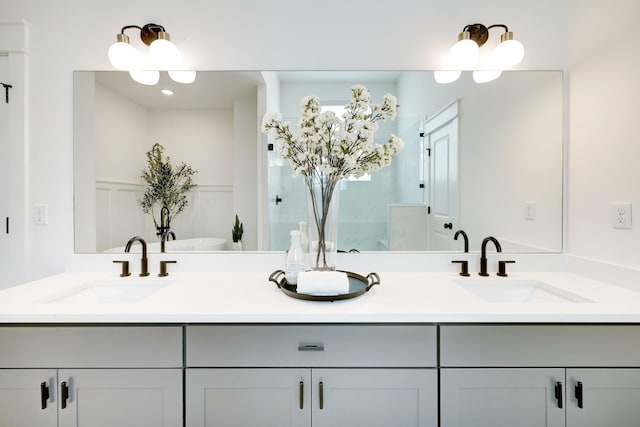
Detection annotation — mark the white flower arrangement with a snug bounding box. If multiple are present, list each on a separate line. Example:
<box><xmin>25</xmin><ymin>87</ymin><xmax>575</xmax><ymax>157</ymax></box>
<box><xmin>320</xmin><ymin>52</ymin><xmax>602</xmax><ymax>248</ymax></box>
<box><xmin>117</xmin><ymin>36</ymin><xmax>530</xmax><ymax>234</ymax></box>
<box><xmin>261</xmin><ymin>85</ymin><xmax>404</xmax><ymax>183</ymax></box>
<box><xmin>262</xmin><ymin>85</ymin><xmax>404</xmax><ymax>270</ymax></box>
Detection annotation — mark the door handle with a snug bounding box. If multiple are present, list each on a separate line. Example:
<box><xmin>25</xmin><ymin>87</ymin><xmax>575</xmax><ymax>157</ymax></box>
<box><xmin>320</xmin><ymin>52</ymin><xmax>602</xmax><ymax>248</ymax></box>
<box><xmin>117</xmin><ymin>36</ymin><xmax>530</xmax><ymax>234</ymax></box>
<box><xmin>319</xmin><ymin>381</ymin><xmax>324</xmax><ymax>410</ymax></box>
<box><xmin>60</xmin><ymin>381</ymin><xmax>69</xmax><ymax>409</ymax></box>
<box><xmin>40</xmin><ymin>382</ymin><xmax>50</xmax><ymax>409</ymax></box>
<box><xmin>554</xmin><ymin>381</ymin><xmax>563</xmax><ymax>409</ymax></box>
<box><xmin>444</xmin><ymin>222</ymin><xmax>453</xmax><ymax>229</ymax></box>
<box><xmin>575</xmin><ymin>381</ymin><xmax>583</xmax><ymax>409</ymax></box>
<box><xmin>275</xmin><ymin>195</ymin><xmax>283</xmax><ymax>205</ymax></box>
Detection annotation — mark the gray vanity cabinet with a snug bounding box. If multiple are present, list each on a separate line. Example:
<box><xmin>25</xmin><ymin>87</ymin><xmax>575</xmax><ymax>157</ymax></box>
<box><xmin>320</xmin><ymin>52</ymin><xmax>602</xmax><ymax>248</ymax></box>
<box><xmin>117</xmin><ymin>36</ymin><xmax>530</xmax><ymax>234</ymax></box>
<box><xmin>185</xmin><ymin>324</ymin><xmax>438</xmax><ymax>427</ymax></box>
<box><xmin>0</xmin><ymin>369</ymin><xmax>57</xmax><ymax>426</ymax></box>
<box><xmin>440</xmin><ymin>368</ymin><xmax>565</xmax><ymax>427</ymax></box>
<box><xmin>0</xmin><ymin>326</ymin><xmax>183</xmax><ymax>426</ymax></box>
<box><xmin>440</xmin><ymin>325</ymin><xmax>640</xmax><ymax>427</ymax></box>
<box><xmin>566</xmin><ymin>369</ymin><xmax>640</xmax><ymax>427</ymax></box>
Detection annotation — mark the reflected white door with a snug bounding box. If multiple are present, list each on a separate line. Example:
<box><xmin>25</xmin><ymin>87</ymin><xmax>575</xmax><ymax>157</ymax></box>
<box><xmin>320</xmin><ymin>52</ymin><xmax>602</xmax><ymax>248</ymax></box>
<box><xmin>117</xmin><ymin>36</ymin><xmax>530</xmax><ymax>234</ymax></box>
<box><xmin>423</xmin><ymin>102</ymin><xmax>459</xmax><ymax>250</ymax></box>
<box><xmin>0</xmin><ymin>55</ymin><xmax>8</xmax><ymax>272</ymax></box>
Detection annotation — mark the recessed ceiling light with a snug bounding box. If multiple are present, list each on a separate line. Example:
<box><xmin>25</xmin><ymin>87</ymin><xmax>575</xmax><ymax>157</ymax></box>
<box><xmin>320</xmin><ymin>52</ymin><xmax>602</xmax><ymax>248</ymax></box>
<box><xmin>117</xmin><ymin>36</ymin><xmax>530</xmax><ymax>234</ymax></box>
<box><xmin>161</xmin><ymin>89</ymin><xmax>174</xmax><ymax>96</ymax></box>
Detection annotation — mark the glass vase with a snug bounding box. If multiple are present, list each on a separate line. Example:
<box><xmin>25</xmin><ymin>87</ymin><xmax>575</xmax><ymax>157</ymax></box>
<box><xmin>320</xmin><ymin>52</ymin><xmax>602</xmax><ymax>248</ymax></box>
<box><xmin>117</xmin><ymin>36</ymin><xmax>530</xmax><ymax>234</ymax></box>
<box><xmin>306</xmin><ymin>175</ymin><xmax>340</xmax><ymax>271</ymax></box>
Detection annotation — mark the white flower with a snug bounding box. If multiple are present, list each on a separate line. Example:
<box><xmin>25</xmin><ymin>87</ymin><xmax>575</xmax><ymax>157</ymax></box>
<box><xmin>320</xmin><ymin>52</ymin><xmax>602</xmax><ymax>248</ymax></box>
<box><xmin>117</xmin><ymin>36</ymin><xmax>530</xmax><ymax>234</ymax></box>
<box><xmin>261</xmin><ymin>84</ymin><xmax>403</xmax><ymax>182</ymax></box>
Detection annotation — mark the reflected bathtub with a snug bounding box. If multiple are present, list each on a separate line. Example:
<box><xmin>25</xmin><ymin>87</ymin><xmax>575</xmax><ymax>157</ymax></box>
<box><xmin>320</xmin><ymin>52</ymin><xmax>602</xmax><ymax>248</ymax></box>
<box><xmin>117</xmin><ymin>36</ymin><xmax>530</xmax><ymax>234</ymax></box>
<box><xmin>104</xmin><ymin>237</ymin><xmax>228</xmax><ymax>253</ymax></box>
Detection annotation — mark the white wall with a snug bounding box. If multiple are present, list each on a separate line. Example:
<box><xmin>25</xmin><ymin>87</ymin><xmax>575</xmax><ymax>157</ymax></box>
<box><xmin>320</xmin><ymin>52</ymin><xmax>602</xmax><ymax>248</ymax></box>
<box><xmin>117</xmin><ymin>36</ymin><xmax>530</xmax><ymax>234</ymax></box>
<box><xmin>397</xmin><ymin>71</ymin><xmax>563</xmax><ymax>252</ymax></box>
<box><xmin>567</xmin><ymin>0</ymin><xmax>640</xmax><ymax>267</ymax></box>
<box><xmin>0</xmin><ymin>0</ymin><xmax>568</xmax><ymax>281</ymax></box>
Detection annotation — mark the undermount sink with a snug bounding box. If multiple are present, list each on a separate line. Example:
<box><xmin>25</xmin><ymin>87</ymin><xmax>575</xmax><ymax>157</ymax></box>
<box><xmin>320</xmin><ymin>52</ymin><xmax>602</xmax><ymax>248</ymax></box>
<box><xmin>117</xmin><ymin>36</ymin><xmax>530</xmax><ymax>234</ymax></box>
<box><xmin>43</xmin><ymin>278</ymin><xmax>173</xmax><ymax>304</ymax></box>
<box><xmin>455</xmin><ymin>278</ymin><xmax>591</xmax><ymax>303</ymax></box>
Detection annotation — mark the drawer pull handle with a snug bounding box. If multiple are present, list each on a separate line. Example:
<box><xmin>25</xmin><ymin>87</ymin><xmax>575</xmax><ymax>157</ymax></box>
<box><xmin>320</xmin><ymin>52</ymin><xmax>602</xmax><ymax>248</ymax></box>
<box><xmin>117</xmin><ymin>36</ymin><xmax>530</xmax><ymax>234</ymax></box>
<box><xmin>319</xmin><ymin>381</ymin><xmax>324</xmax><ymax>410</ymax></box>
<box><xmin>40</xmin><ymin>382</ymin><xmax>49</xmax><ymax>410</ymax></box>
<box><xmin>298</xmin><ymin>343</ymin><xmax>324</xmax><ymax>352</ymax></box>
<box><xmin>299</xmin><ymin>381</ymin><xmax>304</xmax><ymax>409</ymax></box>
<box><xmin>61</xmin><ymin>381</ymin><xmax>69</xmax><ymax>409</ymax></box>
<box><xmin>554</xmin><ymin>381</ymin><xmax>563</xmax><ymax>409</ymax></box>
<box><xmin>575</xmin><ymin>381</ymin><xmax>583</xmax><ymax>409</ymax></box>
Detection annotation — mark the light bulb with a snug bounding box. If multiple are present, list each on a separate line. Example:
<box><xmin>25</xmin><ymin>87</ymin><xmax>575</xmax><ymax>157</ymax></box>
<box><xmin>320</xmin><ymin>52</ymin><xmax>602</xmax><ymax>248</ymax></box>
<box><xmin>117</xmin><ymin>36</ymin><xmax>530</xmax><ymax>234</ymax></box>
<box><xmin>149</xmin><ymin>32</ymin><xmax>181</xmax><ymax>70</ymax></box>
<box><xmin>129</xmin><ymin>70</ymin><xmax>160</xmax><ymax>86</ymax></box>
<box><xmin>434</xmin><ymin>70</ymin><xmax>462</xmax><ymax>84</ymax></box>
<box><xmin>448</xmin><ymin>31</ymin><xmax>479</xmax><ymax>70</ymax></box>
<box><xmin>108</xmin><ymin>34</ymin><xmax>140</xmax><ymax>71</ymax></box>
<box><xmin>473</xmin><ymin>70</ymin><xmax>502</xmax><ymax>83</ymax></box>
<box><xmin>168</xmin><ymin>70</ymin><xmax>197</xmax><ymax>84</ymax></box>
<box><xmin>492</xmin><ymin>32</ymin><xmax>524</xmax><ymax>68</ymax></box>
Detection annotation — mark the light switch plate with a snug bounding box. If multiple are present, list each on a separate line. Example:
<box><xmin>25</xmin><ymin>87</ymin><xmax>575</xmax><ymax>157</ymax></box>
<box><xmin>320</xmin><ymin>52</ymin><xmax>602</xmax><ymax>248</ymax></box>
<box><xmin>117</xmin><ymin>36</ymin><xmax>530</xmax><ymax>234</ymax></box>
<box><xmin>34</xmin><ymin>203</ymin><xmax>48</xmax><ymax>225</ymax></box>
<box><xmin>612</xmin><ymin>202</ymin><xmax>632</xmax><ymax>229</ymax></box>
<box><xmin>524</xmin><ymin>201</ymin><xmax>536</xmax><ymax>221</ymax></box>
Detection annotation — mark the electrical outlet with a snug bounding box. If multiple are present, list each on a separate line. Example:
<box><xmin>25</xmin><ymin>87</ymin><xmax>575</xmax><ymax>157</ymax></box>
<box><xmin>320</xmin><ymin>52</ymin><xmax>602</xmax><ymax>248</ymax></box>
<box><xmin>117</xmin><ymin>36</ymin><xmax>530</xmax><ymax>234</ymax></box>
<box><xmin>524</xmin><ymin>201</ymin><xmax>536</xmax><ymax>221</ymax></box>
<box><xmin>612</xmin><ymin>202</ymin><xmax>632</xmax><ymax>229</ymax></box>
<box><xmin>34</xmin><ymin>204</ymin><xmax>48</xmax><ymax>225</ymax></box>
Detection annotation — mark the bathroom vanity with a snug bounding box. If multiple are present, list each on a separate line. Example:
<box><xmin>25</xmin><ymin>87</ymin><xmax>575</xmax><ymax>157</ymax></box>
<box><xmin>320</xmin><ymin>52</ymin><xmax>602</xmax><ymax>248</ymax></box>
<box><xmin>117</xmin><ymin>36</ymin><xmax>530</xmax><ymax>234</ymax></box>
<box><xmin>1</xmin><ymin>265</ymin><xmax>640</xmax><ymax>426</ymax></box>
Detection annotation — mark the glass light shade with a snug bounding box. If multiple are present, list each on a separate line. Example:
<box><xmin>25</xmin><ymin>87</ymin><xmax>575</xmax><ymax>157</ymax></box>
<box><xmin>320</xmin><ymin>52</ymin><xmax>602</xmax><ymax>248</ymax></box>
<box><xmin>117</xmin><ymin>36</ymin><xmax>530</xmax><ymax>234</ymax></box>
<box><xmin>168</xmin><ymin>70</ymin><xmax>197</xmax><ymax>84</ymax></box>
<box><xmin>129</xmin><ymin>69</ymin><xmax>160</xmax><ymax>86</ymax></box>
<box><xmin>448</xmin><ymin>32</ymin><xmax>479</xmax><ymax>69</ymax></box>
<box><xmin>108</xmin><ymin>36</ymin><xmax>140</xmax><ymax>71</ymax></box>
<box><xmin>149</xmin><ymin>35</ymin><xmax>181</xmax><ymax>70</ymax></box>
<box><xmin>492</xmin><ymin>33</ymin><xmax>524</xmax><ymax>68</ymax></box>
<box><xmin>434</xmin><ymin>70</ymin><xmax>462</xmax><ymax>84</ymax></box>
<box><xmin>473</xmin><ymin>70</ymin><xmax>502</xmax><ymax>83</ymax></box>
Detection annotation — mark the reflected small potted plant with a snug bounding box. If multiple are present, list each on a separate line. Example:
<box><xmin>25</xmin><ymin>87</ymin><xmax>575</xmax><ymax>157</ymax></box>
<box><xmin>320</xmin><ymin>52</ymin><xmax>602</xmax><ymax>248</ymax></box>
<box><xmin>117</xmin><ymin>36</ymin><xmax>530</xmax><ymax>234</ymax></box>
<box><xmin>232</xmin><ymin>214</ymin><xmax>244</xmax><ymax>251</ymax></box>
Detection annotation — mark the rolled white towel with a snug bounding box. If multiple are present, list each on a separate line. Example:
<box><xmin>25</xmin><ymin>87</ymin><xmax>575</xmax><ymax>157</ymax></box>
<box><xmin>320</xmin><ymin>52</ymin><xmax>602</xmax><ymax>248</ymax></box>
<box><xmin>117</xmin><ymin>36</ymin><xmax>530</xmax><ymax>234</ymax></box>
<box><xmin>296</xmin><ymin>271</ymin><xmax>350</xmax><ymax>296</ymax></box>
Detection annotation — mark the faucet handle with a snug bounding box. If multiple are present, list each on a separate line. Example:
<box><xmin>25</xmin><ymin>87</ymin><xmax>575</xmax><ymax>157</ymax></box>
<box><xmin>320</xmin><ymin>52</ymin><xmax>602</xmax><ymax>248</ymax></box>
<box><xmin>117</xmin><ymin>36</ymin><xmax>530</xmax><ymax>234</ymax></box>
<box><xmin>112</xmin><ymin>260</ymin><xmax>131</xmax><ymax>277</ymax></box>
<box><xmin>159</xmin><ymin>260</ymin><xmax>177</xmax><ymax>277</ymax></box>
<box><xmin>451</xmin><ymin>260</ymin><xmax>470</xmax><ymax>277</ymax></box>
<box><xmin>497</xmin><ymin>260</ymin><xmax>516</xmax><ymax>277</ymax></box>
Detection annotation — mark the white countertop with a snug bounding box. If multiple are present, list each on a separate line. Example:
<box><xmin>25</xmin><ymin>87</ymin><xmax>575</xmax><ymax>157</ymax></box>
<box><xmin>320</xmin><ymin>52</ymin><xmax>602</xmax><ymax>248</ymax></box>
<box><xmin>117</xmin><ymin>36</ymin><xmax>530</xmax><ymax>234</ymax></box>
<box><xmin>0</xmin><ymin>269</ymin><xmax>639</xmax><ymax>323</ymax></box>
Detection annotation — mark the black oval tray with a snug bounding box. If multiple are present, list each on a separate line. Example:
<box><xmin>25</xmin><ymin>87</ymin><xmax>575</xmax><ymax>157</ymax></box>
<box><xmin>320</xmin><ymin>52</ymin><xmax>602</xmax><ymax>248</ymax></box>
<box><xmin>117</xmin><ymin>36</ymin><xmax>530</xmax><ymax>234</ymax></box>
<box><xmin>268</xmin><ymin>270</ymin><xmax>380</xmax><ymax>302</ymax></box>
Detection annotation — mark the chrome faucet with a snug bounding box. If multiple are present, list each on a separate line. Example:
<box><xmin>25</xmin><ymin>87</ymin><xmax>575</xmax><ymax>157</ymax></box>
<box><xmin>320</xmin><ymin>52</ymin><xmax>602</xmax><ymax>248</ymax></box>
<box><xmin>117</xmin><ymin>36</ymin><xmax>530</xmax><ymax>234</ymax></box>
<box><xmin>454</xmin><ymin>230</ymin><xmax>469</xmax><ymax>252</ymax></box>
<box><xmin>479</xmin><ymin>236</ymin><xmax>502</xmax><ymax>276</ymax></box>
<box><xmin>160</xmin><ymin>230</ymin><xmax>176</xmax><ymax>253</ymax></box>
<box><xmin>124</xmin><ymin>236</ymin><xmax>149</xmax><ymax>276</ymax></box>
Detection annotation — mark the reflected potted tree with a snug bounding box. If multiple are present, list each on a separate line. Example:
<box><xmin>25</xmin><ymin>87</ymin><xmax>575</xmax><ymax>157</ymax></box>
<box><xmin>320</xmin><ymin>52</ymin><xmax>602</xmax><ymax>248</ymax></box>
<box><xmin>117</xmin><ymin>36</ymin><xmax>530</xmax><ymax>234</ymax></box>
<box><xmin>139</xmin><ymin>143</ymin><xmax>197</xmax><ymax>237</ymax></box>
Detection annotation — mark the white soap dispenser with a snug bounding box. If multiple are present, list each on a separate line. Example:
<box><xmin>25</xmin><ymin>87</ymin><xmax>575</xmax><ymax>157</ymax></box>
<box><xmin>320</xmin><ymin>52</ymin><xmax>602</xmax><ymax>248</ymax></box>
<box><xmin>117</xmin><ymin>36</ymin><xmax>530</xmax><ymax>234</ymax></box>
<box><xmin>285</xmin><ymin>230</ymin><xmax>306</xmax><ymax>285</ymax></box>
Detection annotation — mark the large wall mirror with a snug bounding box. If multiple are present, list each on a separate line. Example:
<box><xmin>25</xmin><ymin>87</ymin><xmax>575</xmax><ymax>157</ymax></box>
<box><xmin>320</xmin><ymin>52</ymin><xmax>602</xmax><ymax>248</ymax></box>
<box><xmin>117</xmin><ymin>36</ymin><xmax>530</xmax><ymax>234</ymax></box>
<box><xmin>74</xmin><ymin>70</ymin><xmax>563</xmax><ymax>254</ymax></box>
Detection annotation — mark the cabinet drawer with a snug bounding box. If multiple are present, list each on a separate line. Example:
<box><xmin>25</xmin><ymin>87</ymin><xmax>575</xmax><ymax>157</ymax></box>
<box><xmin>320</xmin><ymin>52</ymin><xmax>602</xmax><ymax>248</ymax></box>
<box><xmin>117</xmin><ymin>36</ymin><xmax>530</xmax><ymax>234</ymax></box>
<box><xmin>187</xmin><ymin>324</ymin><xmax>436</xmax><ymax>367</ymax></box>
<box><xmin>0</xmin><ymin>326</ymin><xmax>182</xmax><ymax>368</ymax></box>
<box><xmin>441</xmin><ymin>325</ymin><xmax>640</xmax><ymax>367</ymax></box>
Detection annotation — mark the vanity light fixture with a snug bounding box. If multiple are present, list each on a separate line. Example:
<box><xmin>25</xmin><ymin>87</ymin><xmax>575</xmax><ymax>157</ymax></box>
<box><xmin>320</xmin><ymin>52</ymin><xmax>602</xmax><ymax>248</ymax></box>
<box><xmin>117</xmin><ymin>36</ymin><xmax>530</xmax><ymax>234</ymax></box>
<box><xmin>108</xmin><ymin>23</ymin><xmax>196</xmax><ymax>85</ymax></box>
<box><xmin>435</xmin><ymin>23</ymin><xmax>524</xmax><ymax>84</ymax></box>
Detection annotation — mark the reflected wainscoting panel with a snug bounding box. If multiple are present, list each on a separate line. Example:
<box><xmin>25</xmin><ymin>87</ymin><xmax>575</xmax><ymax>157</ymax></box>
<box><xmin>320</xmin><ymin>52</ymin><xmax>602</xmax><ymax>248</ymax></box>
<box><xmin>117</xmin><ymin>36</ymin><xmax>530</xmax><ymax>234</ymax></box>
<box><xmin>93</xmin><ymin>181</ymin><xmax>233</xmax><ymax>253</ymax></box>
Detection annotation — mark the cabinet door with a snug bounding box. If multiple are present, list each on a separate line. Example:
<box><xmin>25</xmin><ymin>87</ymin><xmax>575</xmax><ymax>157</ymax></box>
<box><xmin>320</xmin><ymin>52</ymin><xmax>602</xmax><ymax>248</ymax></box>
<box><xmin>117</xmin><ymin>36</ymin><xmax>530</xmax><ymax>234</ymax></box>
<box><xmin>186</xmin><ymin>368</ymin><xmax>311</xmax><ymax>427</ymax></box>
<box><xmin>441</xmin><ymin>368</ymin><xmax>565</xmax><ymax>427</ymax></box>
<box><xmin>312</xmin><ymin>368</ymin><xmax>437</xmax><ymax>427</ymax></box>
<box><xmin>57</xmin><ymin>368</ymin><xmax>182</xmax><ymax>427</ymax></box>
<box><xmin>0</xmin><ymin>369</ymin><xmax>57</xmax><ymax>426</ymax></box>
<box><xmin>567</xmin><ymin>368</ymin><xmax>640</xmax><ymax>427</ymax></box>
